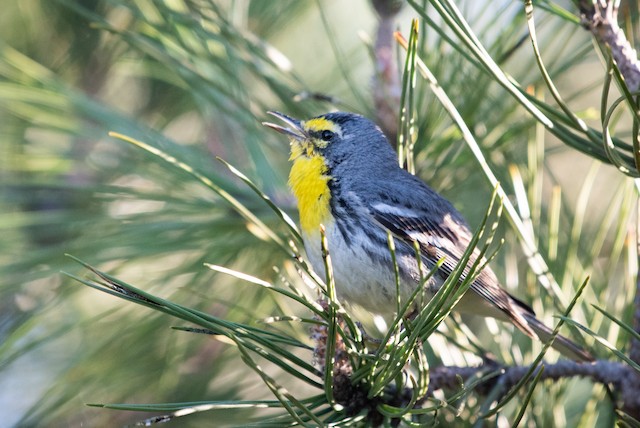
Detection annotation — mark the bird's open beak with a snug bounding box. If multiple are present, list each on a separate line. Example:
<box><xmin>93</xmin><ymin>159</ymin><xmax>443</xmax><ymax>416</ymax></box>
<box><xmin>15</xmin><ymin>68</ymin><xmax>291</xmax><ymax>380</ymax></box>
<box><xmin>262</xmin><ymin>111</ymin><xmax>307</xmax><ymax>141</ymax></box>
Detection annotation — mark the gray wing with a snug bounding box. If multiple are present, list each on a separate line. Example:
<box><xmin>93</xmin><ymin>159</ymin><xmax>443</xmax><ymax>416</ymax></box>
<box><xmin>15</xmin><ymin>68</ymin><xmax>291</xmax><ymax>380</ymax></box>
<box><xmin>368</xmin><ymin>196</ymin><xmax>536</xmax><ymax>337</ymax></box>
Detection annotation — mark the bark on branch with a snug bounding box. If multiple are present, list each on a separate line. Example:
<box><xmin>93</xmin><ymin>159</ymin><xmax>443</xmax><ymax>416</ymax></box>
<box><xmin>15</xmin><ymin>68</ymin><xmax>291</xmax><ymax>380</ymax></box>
<box><xmin>313</xmin><ymin>313</ymin><xmax>640</xmax><ymax>424</ymax></box>
<box><xmin>579</xmin><ymin>0</ymin><xmax>640</xmax><ymax>92</ymax></box>
<box><xmin>426</xmin><ymin>360</ymin><xmax>638</xmax><ymax>411</ymax></box>
<box><xmin>371</xmin><ymin>0</ymin><xmax>403</xmax><ymax>144</ymax></box>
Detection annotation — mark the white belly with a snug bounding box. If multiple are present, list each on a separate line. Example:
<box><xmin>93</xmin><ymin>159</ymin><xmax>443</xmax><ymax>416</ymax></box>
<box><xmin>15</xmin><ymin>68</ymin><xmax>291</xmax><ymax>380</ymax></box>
<box><xmin>302</xmin><ymin>220</ymin><xmax>432</xmax><ymax>315</ymax></box>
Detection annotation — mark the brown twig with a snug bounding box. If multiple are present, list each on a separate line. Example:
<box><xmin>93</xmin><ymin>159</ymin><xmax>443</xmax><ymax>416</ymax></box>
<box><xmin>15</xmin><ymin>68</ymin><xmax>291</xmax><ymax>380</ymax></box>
<box><xmin>312</xmin><ymin>315</ymin><xmax>640</xmax><ymax>423</ymax></box>
<box><xmin>321</xmin><ymin>329</ymin><xmax>640</xmax><ymax>422</ymax></box>
<box><xmin>371</xmin><ymin>0</ymin><xmax>403</xmax><ymax>144</ymax></box>
<box><xmin>426</xmin><ymin>360</ymin><xmax>635</xmax><ymax>406</ymax></box>
<box><xmin>579</xmin><ymin>0</ymin><xmax>640</xmax><ymax>92</ymax></box>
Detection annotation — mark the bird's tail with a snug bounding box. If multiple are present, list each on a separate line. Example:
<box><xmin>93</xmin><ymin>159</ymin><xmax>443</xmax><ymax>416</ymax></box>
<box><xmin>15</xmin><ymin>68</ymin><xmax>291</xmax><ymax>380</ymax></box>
<box><xmin>521</xmin><ymin>312</ymin><xmax>594</xmax><ymax>362</ymax></box>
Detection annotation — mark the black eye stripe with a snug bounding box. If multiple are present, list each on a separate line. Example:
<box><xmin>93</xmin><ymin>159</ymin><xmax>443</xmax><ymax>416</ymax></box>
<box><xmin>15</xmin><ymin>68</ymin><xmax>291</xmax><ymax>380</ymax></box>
<box><xmin>320</xmin><ymin>130</ymin><xmax>334</xmax><ymax>141</ymax></box>
<box><xmin>308</xmin><ymin>128</ymin><xmax>337</xmax><ymax>142</ymax></box>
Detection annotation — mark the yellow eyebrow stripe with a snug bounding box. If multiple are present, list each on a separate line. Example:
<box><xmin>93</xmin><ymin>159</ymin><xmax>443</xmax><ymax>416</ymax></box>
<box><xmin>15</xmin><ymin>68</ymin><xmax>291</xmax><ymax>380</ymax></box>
<box><xmin>303</xmin><ymin>118</ymin><xmax>341</xmax><ymax>134</ymax></box>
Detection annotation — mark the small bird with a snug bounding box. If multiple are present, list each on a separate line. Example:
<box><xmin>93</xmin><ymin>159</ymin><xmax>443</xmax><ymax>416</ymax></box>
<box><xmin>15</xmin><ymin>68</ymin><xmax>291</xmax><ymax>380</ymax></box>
<box><xmin>263</xmin><ymin>111</ymin><xmax>592</xmax><ymax>362</ymax></box>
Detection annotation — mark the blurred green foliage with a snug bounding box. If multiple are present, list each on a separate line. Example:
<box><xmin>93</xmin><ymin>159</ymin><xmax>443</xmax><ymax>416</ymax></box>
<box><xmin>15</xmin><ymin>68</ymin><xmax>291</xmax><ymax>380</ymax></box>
<box><xmin>0</xmin><ymin>0</ymin><xmax>637</xmax><ymax>426</ymax></box>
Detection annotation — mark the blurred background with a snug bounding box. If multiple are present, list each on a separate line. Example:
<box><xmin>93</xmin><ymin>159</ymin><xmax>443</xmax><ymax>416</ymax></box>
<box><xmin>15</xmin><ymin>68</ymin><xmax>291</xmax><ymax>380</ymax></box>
<box><xmin>0</xmin><ymin>0</ymin><xmax>636</xmax><ymax>426</ymax></box>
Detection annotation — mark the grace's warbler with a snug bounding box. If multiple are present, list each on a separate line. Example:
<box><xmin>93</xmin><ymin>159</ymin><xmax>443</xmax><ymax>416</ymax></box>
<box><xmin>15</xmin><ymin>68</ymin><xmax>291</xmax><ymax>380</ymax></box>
<box><xmin>264</xmin><ymin>111</ymin><xmax>592</xmax><ymax>362</ymax></box>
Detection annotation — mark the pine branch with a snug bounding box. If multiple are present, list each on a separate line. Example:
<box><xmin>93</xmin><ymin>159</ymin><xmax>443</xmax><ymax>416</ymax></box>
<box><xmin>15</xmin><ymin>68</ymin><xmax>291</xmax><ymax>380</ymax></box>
<box><xmin>579</xmin><ymin>0</ymin><xmax>640</xmax><ymax>92</ymax></box>
<box><xmin>324</xmin><ymin>328</ymin><xmax>640</xmax><ymax>423</ymax></box>
<box><xmin>425</xmin><ymin>360</ymin><xmax>633</xmax><ymax>404</ymax></box>
<box><xmin>371</xmin><ymin>0</ymin><xmax>403</xmax><ymax>143</ymax></box>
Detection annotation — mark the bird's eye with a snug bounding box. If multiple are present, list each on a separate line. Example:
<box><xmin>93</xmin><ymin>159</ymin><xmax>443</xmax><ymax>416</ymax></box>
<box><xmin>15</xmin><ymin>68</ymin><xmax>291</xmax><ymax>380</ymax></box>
<box><xmin>320</xmin><ymin>130</ymin><xmax>334</xmax><ymax>141</ymax></box>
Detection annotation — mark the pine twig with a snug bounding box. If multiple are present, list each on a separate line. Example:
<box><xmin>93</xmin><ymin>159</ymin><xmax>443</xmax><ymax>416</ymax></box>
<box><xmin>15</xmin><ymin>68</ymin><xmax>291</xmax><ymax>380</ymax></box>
<box><xmin>424</xmin><ymin>360</ymin><xmax>640</xmax><ymax>414</ymax></box>
<box><xmin>579</xmin><ymin>0</ymin><xmax>640</xmax><ymax>92</ymax></box>
<box><xmin>371</xmin><ymin>0</ymin><xmax>403</xmax><ymax>143</ymax></box>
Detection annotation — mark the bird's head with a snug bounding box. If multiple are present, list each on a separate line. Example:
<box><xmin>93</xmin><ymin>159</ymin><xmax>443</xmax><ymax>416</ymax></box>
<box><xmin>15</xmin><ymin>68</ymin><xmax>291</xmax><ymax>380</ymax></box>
<box><xmin>263</xmin><ymin>111</ymin><xmax>395</xmax><ymax>169</ymax></box>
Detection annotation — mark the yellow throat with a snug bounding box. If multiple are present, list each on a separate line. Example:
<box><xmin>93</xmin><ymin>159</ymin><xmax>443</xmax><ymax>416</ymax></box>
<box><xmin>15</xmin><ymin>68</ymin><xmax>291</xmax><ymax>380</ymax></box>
<box><xmin>288</xmin><ymin>142</ymin><xmax>333</xmax><ymax>235</ymax></box>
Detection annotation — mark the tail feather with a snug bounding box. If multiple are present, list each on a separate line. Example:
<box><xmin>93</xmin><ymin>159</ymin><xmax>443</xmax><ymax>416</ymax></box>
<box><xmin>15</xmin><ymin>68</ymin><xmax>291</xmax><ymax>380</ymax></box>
<box><xmin>521</xmin><ymin>313</ymin><xmax>594</xmax><ymax>362</ymax></box>
<box><xmin>456</xmin><ymin>287</ymin><xmax>593</xmax><ymax>361</ymax></box>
